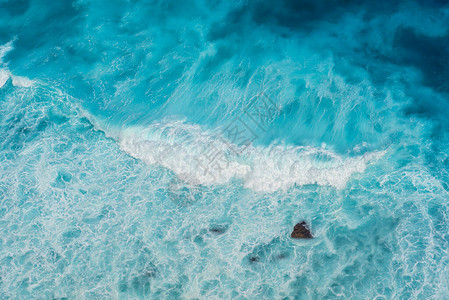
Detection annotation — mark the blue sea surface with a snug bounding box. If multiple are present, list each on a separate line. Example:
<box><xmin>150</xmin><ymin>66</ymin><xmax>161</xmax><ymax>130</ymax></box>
<box><xmin>1</xmin><ymin>0</ymin><xmax>449</xmax><ymax>298</ymax></box>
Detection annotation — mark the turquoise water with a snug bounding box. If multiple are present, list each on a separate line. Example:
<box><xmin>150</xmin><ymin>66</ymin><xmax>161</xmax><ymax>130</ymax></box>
<box><xmin>1</xmin><ymin>0</ymin><xmax>449</xmax><ymax>298</ymax></box>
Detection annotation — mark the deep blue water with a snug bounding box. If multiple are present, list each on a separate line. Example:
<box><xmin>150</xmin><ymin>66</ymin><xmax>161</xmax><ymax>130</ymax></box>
<box><xmin>1</xmin><ymin>0</ymin><xmax>449</xmax><ymax>298</ymax></box>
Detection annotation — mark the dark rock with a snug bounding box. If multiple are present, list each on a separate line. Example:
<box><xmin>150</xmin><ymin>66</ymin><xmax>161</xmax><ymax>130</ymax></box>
<box><xmin>291</xmin><ymin>221</ymin><xmax>313</xmax><ymax>239</ymax></box>
<box><xmin>249</xmin><ymin>256</ymin><xmax>260</xmax><ymax>263</ymax></box>
<box><xmin>209</xmin><ymin>224</ymin><xmax>228</xmax><ymax>235</ymax></box>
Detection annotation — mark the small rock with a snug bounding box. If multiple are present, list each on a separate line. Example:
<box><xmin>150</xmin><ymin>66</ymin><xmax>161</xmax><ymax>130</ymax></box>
<box><xmin>291</xmin><ymin>221</ymin><xmax>313</xmax><ymax>239</ymax></box>
<box><xmin>249</xmin><ymin>256</ymin><xmax>260</xmax><ymax>263</ymax></box>
<box><xmin>209</xmin><ymin>224</ymin><xmax>228</xmax><ymax>235</ymax></box>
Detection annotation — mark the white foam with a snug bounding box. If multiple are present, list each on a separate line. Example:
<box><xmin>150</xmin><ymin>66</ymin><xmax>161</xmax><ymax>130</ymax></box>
<box><xmin>0</xmin><ymin>41</ymin><xmax>14</xmax><ymax>64</ymax></box>
<box><xmin>0</xmin><ymin>41</ymin><xmax>13</xmax><ymax>88</ymax></box>
<box><xmin>0</xmin><ymin>41</ymin><xmax>33</xmax><ymax>88</ymax></box>
<box><xmin>0</xmin><ymin>69</ymin><xmax>10</xmax><ymax>88</ymax></box>
<box><xmin>117</xmin><ymin>121</ymin><xmax>384</xmax><ymax>192</ymax></box>
<box><xmin>11</xmin><ymin>75</ymin><xmax>34</xmax><ymax>88</ymax></box>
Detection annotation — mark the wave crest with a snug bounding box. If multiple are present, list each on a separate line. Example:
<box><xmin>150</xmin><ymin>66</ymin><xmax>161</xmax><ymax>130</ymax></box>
<box><xmin>116</xmin><ymin>121</ymin><xmax>384</xmax><ymax>192</ymax></box>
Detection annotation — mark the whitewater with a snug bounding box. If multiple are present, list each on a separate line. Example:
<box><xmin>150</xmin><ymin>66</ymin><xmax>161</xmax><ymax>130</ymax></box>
<box><xmin>1</xmin><ymin>0</ymin><xmax>449</xmax><ymax>298</ymax></box>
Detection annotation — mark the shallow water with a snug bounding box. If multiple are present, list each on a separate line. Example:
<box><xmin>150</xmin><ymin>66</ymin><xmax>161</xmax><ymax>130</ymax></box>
<box><xmin>1</xmin><ymin>0</ymin><xmax>449</xmax><ymax>298</ymax></box>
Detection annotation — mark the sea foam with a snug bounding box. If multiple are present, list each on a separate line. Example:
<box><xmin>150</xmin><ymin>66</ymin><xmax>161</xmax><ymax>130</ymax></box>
<box><xmin>0</xmin><ymin>41</ymin><xmax>13</xmax><ymax>63</ymax></box>
<box><xmin>0</xmin><ymin>69</ymin><xmax>9</xmax><ymax>88</ymax></box>
<box><xmin>0</xmin><ymin>42</ymin><xmax>12</xmax><ymax>88</ymax></box>
<box><xmin>0</xmin><ymin>42</ymin><xmax>33</xmax><ymax>88</ymax></box>
<box><xmin>0</xmin><ymin>70</ymin><xmax>34</xmax><ymax>88</ymax></box>
<box><xmin>11</xmin><ymin>75</ymin><xmax>34</xmax><ymax>88</ymax></box>
<box><xmin>116</xmin><ymin>121</ymin><xmax>384</xmax><ymax>192</ymax></box>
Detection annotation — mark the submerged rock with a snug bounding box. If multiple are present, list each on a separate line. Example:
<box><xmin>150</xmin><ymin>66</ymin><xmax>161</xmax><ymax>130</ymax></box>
<box><xmin>209</xmin><ymin>224</ymin><xmax>229</xmax><ymax>235</ymax></box>
<box><xmin>291</xmin><ymin>221</ymin><xmax>313</xmax><ymax>239</ymax></box>
<box><xmin>249</xmin><ymin>256</ymin><xmax>260</xmax><ymax>263</ymax></box>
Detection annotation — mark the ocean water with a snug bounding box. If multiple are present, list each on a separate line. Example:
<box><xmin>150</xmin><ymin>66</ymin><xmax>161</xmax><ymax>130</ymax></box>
<box><xmin>1</xmin><ymin>0</ymin><xmax>449</xmax><ymax>298</ymax></box>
